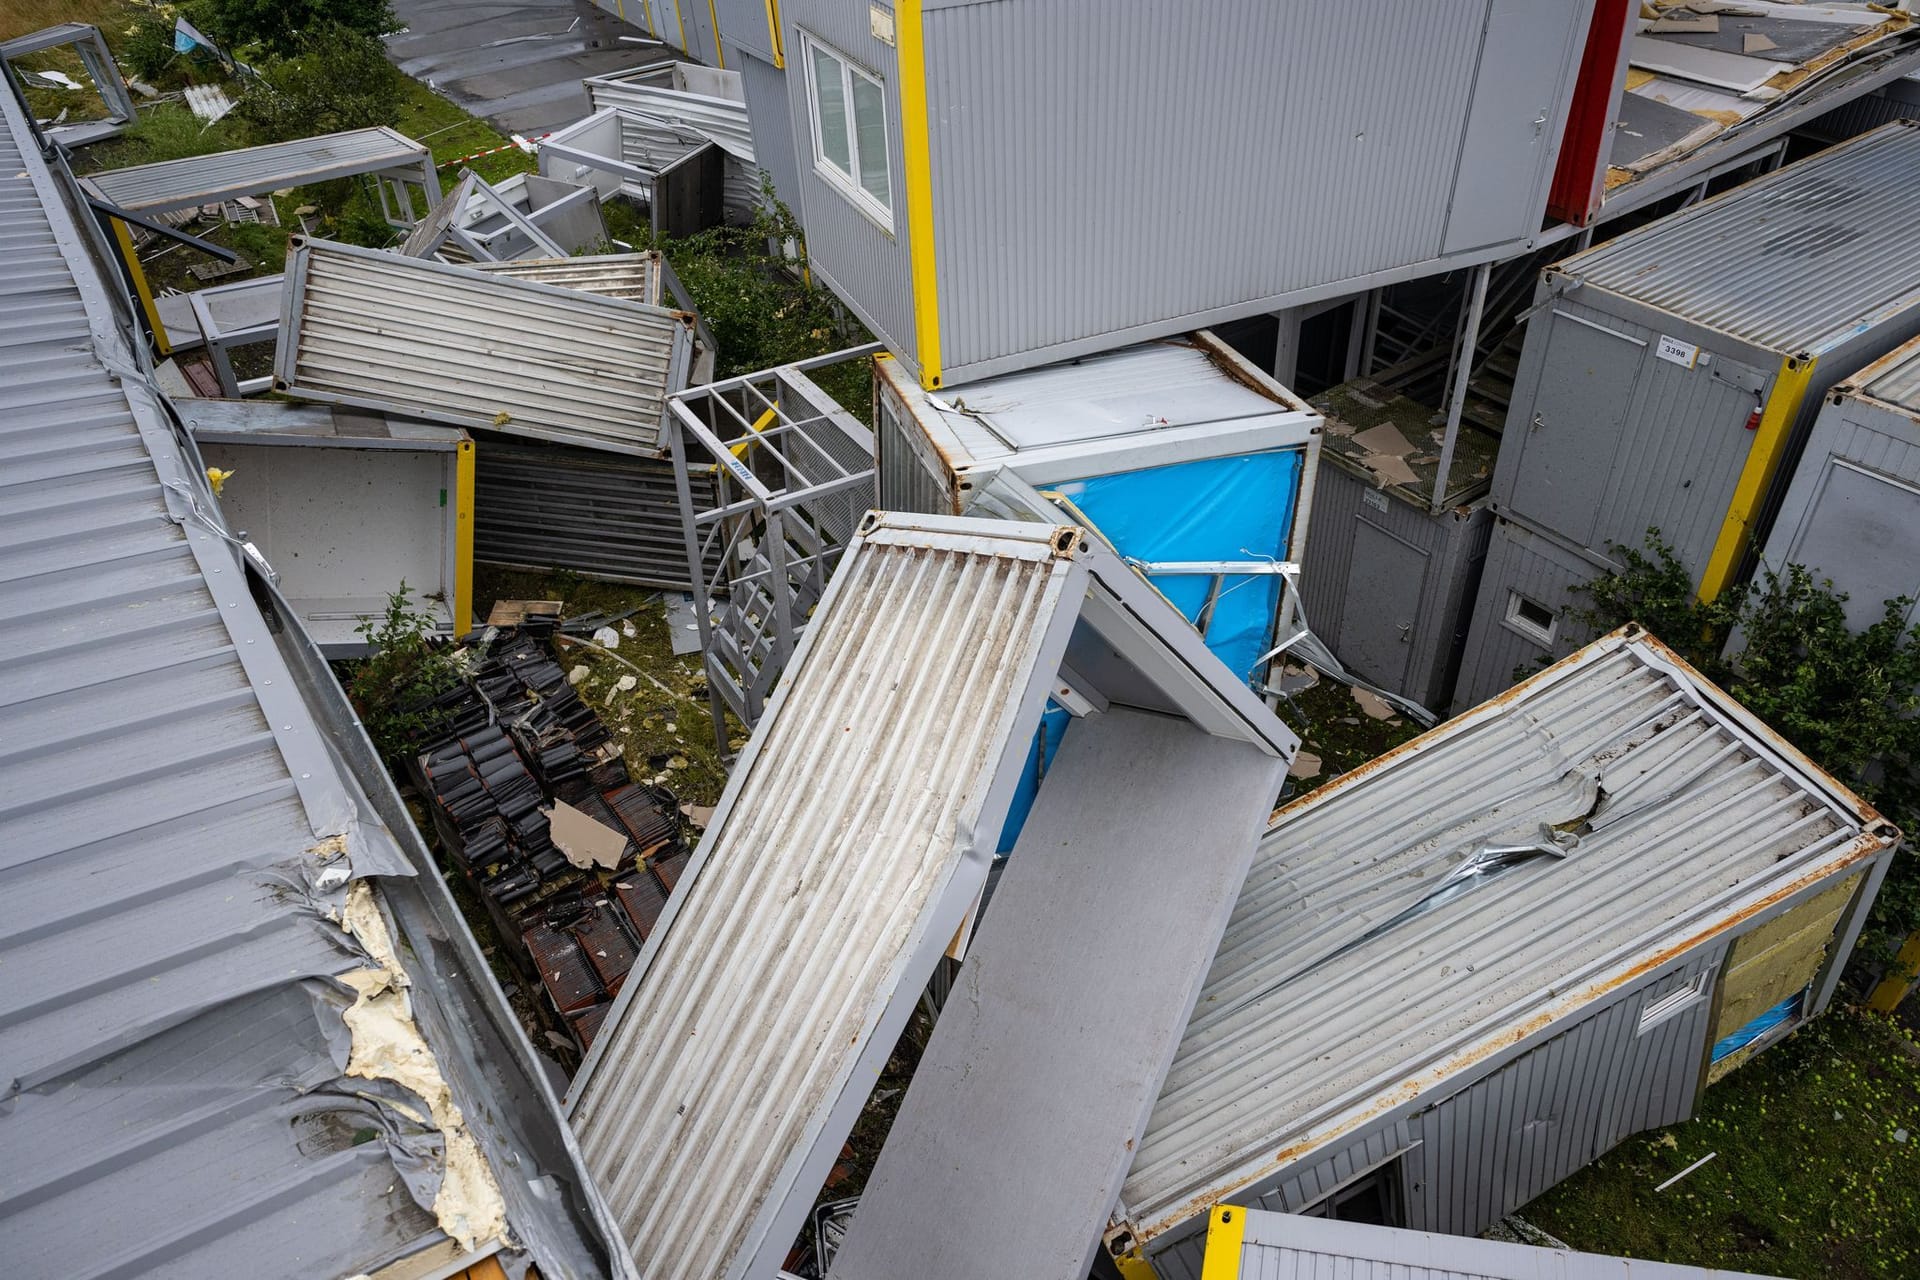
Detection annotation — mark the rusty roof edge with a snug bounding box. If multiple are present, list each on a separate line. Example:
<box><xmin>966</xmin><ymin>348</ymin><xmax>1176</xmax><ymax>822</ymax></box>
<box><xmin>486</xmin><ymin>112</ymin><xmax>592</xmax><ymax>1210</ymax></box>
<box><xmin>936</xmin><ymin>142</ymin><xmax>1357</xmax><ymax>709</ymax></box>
<box><xmin>1131</xmin><ymin>820</ymin><xmax>1896</xmax><ymax>1245</ymax></box>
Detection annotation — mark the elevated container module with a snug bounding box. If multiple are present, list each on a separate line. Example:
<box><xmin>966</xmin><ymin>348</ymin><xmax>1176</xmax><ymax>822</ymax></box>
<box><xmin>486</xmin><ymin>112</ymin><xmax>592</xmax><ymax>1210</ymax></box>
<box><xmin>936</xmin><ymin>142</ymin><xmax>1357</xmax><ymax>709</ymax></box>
<box><xmin>1456</xmin><ymin>121</ymin><xmax>1920</xmax><ymax>709</ymax></box>
<box><xmin>875</xmin><ymin>332</ymin><xmax>1322</xmax><ymax>694</ymax></box>
<box><xmin>1110</xmin><ymin>627</ymin><xmax>1897</xmax><ymax>1279</ymax></box>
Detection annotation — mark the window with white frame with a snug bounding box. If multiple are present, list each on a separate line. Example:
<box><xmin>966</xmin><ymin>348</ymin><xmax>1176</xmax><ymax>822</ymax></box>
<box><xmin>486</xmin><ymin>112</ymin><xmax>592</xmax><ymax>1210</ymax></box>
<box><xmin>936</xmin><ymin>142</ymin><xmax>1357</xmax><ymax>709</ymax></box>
<box><xmin>803</xmin><ymin>35</ymin><xmax>893</xmax><ymax>226</ymax></box>
<box><xmin>1505</xmin><ymin>591</ymin><xmax>1558</xmax><ymax>646</ymax></box>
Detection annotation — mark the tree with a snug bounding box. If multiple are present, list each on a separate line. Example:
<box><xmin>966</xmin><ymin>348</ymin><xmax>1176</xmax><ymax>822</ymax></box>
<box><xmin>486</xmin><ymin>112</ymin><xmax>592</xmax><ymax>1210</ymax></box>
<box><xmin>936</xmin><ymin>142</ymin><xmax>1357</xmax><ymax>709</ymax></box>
<box><xmin>184</xmin><ymin>0</ymin><xmax>399</xmax><ymax>59</ymax></box>
<box><xmin>235</xmin><ymin>25</ymin><xmax>408</xmax><ymax>141</ymax></box>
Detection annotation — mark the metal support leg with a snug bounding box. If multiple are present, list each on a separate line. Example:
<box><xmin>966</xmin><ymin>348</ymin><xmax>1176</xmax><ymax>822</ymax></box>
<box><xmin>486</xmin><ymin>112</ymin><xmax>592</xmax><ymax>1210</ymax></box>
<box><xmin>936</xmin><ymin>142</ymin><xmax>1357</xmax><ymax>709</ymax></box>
<box><xmin>1430</xmin><ymin>261</ymin><xmax>1490</xmax><ymax>516</ymax></box>
<box><xmin>1271</xmin><ymin>307</ymin><xmax>1302</xmax><ymax>388</ymax></box>
<box><xmin>1358</xmin><ymin>289</ymin><xmax>1383</xmax><ymax>378</ymax></box>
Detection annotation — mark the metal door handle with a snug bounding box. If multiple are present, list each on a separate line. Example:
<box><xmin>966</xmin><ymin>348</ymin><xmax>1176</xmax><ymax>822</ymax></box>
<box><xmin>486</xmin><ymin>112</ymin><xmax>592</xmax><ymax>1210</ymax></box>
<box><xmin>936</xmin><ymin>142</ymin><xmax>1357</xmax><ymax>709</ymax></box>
<box><xmin>1398</xmin><ymin>623</ymin><xmax>1412</xmax><ymax>643</ymax></box>
<box><xmin>1530</xmin><ymin>413</ymin><xmax>1544</xmax><ymax>433</ymax></box>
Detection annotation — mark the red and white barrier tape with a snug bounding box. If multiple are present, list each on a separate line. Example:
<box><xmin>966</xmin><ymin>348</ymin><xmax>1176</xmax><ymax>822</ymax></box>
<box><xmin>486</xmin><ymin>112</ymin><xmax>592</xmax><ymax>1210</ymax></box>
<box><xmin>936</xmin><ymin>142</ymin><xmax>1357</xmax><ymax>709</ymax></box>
<box><xmin>437</xmin><ymin>133</ymin><xmax>550</xmax><ymax>169</ymax></box>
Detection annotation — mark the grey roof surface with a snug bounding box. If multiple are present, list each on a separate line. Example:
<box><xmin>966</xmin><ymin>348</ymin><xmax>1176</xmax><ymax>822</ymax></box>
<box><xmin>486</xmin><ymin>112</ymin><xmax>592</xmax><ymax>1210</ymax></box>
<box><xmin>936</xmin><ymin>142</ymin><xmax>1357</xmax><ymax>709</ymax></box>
<box><xmin>1124</xmin><ymin>630</ymin><xmax>1892</xmax><ymax>1241</ymax></box>
<box><xmin>1220</xmin><ymin>1209</ymin><xmax>1783</xmax><ymax>1279</ymax></box>
<box><xmin>1562</xmin><ymin>122</ymin><xmax>1920</xmax><ymax>357</ymax></box>
<box><xmin>86</xmin><ymin>126</ymin><xmax>428</xmax><ymax>213</ymax></box>
<box><xmin>0</xmin><ymin>91</ymin><xmax>624</xmax><ymax>1280</ymax></box>
<box><xmin>1862</xmin><ymin>333</ymin><xmax>1920</xmax><ymax>415</ymax></box>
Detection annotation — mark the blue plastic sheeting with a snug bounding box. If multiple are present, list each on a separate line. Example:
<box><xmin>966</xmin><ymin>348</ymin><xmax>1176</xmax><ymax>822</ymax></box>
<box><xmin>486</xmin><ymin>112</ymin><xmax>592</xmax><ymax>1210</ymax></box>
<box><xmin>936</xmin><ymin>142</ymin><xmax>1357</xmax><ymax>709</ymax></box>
<box><xmin>997</xmin><ymin>700</ymin><xmax>1073</xmax><ymax>853</ymax></box>
<box><xmin>1711</xmin><ymin>990</ymin><xmax>1805</xmax><ymax>1062</ymax></box>
<box><xmin>991</xmin><ymin>448</ymin><xmax>1303</xmax><ymax>854</ymax></box>
<box><xmin>1052</xmin><ymin>450</ymin><xmax>1303</xmax><ymax>689</ymax></box>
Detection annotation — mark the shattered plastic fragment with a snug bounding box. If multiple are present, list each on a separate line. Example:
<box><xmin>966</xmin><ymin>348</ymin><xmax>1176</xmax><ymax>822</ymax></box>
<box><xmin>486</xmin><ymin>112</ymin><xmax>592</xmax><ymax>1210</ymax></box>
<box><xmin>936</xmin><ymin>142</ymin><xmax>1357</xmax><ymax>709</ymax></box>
<box><xmin>567</xmin><ymin>664</ymin><xmax>589</xmax><ymax>686</ymax></box>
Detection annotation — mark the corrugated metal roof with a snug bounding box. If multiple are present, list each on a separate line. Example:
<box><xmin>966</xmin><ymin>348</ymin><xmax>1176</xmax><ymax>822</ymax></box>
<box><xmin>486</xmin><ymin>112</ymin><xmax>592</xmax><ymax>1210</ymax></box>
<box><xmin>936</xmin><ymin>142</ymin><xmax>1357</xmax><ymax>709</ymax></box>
<box><xmin>585</xmin><ymin>64</ymin><xmax>756</xmax><ymax>162</ymax></box>
<box><xmin>1216</xmin><ymin>1209</ymin><xmax>1783</xmax><ymax>1279</ymax></box>
<box><xmin>1123</xmin><ymin>629</ymin><xmax>1892</xmax><ymax>1242</ymax></box>
<box><xmin>87</xmin><ymin>126</ymin><xmax>429</xmax><ymax>213</ymax></box>
<box><xmin>0</xmin><ymin>90</ymin><xmax>627</xmax><ymax>1280</ymax></box>
<box><xmin>1861</xmin><ymin>332</ymin><xmax>1920</xmax><ymax>414</ymax></box>
<box><xmin>881</xmin><ymin>334</ymin><xmax>1320</xmax><ymax>482</ymax></box>
<box><xmin>1562</xmin><ymin>122</ymin><xmax>1920</xmax><ymax>356</ymax></box>
<box><xmin>570</xmin><ymin>518</ymin><xmax>1086</xmax><ymax>1280</ymax></box>
<box><xmin>472</xmin><ymin>251</ymin><xmax>665</xmax><ymax>303</ymax></box>
<box><xmin>275</xmin><ymin>237</ymin><xmax>694</xmax><ymax>455</ymax></box>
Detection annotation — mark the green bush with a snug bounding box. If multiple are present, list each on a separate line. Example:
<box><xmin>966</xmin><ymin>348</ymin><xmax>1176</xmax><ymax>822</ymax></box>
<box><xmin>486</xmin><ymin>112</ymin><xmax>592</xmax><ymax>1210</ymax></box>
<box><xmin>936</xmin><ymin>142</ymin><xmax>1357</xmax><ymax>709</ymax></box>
<box><xmin>123</xmin><ymin>12</ymin><xmax>185</xmax><ymax>83</ymax></box>
<box><xmin>181</xmin><ymin>0</ymin><xmax>397</xmax><ymax>58</ymax></box>
<box><xmin>1580</xmin><ymin>533</ymin><xmax>1920</xmax><ymax>968</ymax></box>
<box><xmin>346</xmin><ymin>584</ymin><xmax>464</xmax><ymax>762</ymax></box>
<box><xmin>234</xmin><ymin>24</ymin><xmax>406</xmax><ymax>141</ymax></box>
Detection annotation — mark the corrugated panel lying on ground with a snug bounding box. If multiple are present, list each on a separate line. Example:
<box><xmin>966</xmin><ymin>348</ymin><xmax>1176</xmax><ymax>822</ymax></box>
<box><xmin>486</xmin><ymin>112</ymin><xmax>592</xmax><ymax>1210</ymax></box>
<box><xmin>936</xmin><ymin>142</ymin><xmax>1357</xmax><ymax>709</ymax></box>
<box><xmin>1124</xmin><ymin>629</ymin><xmax>1892</xmax><ymax>1244</ymax></box>
<box><xmin>275</xmin><ymin>238</ymin><xmax>694</xmax><ymax>455</ymax></box>
<box><xmin>472</xmin><ymin>252</ymin><xmax>665</xmax><ymax>303</ymax></box>
<box><xmin>0</xmin><ymin>85</ymin><xmax>625</xmax><ymax>1280</ymax></box>
<box><xmin>1562</xmin><ymin>122</ymin><xmax>1920</xmax><ymax>356</ymax></box>
<box><xmin>1212</xmin><ymin>1208</ymin><xmax>1784</xmax><ymax>1279</ymax></box>
<box><xmin>569</xmin><ymin>520</ymin><xmax>1081</xmax><ymax>1280</ymax></box>
<box><xmin>471</xmin><ymin>430</ymin><xmax>719</xmax><ymax>587</ymax></box>
<box><xmin>87</xmin><ymin>126</ymin><xmax>429</xmax><ymax>213</ymax></box>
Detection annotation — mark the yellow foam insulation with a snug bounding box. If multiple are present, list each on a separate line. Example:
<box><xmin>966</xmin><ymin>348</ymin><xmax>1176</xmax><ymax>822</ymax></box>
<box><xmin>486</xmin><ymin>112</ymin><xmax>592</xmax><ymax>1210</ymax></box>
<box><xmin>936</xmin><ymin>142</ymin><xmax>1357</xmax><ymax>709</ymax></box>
<box><xmin>1625</xmin><ymin>67</ymin><xmax>1657</xmax><ymax>90</ymax></box>
<box><xmin>340</xmin><ymin>882</ymin><xmax>512</xmax><ymax>1254</ymax></box>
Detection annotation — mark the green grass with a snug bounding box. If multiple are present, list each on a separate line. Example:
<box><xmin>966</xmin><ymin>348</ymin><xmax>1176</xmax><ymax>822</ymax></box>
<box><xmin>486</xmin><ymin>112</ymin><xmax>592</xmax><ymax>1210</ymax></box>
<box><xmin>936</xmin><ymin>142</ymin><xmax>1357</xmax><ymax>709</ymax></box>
<box><xmin>1524</xmin><ymin>1007</ymin><xmax>1920</xmax><ymax>1279</ymax></box>
<box><xmin>470</xmin><ymin>567</ymin><xmax>736</xmax><ymax>809</ymax></box>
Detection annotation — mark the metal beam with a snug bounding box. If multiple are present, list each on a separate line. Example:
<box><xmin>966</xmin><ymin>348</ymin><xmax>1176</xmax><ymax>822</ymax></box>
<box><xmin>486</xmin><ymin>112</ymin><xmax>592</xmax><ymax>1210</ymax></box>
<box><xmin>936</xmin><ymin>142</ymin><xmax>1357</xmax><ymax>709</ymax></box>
<box><xmin>1430</xmin><ymin>261</ymin><xmax>1490</xmax><ymax>516</ymax></box>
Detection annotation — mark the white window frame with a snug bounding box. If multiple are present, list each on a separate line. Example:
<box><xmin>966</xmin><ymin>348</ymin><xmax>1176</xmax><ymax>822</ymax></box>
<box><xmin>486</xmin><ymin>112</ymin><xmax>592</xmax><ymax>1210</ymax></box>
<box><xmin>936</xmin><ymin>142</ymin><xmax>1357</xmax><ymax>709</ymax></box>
<box><xmin>1504</xmin><ymin>590</ymin><xmax>1559</xmax><ymax>646</ymax></box>
<box><xmin>801</xmin><ymin>34</ymin><xmax>894</xmax><ymax>230</ymax></box>
<box><xmin>1638</xmin><ymin>970</ymin><xmax>1711</xmax><ymax>1034</ymax></box>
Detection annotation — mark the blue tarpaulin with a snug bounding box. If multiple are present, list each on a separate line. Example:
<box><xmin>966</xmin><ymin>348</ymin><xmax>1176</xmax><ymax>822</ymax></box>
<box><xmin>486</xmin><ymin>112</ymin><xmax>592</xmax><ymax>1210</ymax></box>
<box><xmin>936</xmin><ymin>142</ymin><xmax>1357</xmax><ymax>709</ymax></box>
<box><xmin>1711</xmin><ymin>989</ymin><xmax>1804</xmax><ymax>1062</ymax></box>
<box><xmin>992</xmin><ymin>447</ymin><xmax>1303</xmax><ymax>852</ymax></box>
<box><xmin>1053</xmin><ymin>449</ymin><xmax>1303</xmax><ymax>688</ymax></box>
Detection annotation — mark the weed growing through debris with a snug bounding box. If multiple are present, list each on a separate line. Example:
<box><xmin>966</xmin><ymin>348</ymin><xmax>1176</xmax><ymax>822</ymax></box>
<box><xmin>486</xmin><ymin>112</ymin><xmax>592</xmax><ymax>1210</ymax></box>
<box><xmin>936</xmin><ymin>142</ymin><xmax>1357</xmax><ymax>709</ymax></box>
<box><xmin>345</xmin><ymin>583</ymin><xmax>463</xmax><ymax>762</ymax></box>
<box><xmin>1525</xmin><ymin>1007</ymin><xmax>1920</xmax><ymax>1278</ymax></box>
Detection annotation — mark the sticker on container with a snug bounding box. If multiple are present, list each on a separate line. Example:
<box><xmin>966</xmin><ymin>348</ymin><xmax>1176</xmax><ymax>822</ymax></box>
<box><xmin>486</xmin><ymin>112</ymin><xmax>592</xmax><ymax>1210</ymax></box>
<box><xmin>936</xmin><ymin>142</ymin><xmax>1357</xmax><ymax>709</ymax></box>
<box><xmin>1363</xmin><ymin>489</ymin><xmax>1390</xmax><ymax>513</ymax></box>
<box><xmin>870</xmin><ymin>4</ymin><xmax>895</xmax><ymax>45</ymax></box>
<box><xmin>1655</xmin><ymin>335</ymin><xmax>1701</xmax><ymax>369</ymax></box>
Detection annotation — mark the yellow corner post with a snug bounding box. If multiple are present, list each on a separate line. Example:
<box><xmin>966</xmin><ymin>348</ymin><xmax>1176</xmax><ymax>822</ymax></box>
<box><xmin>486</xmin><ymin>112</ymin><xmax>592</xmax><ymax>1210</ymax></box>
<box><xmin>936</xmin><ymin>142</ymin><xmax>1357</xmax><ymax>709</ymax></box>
<box><xmin>109</xmin><ymin>217</ymin><xmax>171</xmax><ymax>357</ymax></box>
<box><xmin>454</xmin><ymin>438</ymin><xmax>476</xmax><ymax>632</ymax></box>
<box><xmin>706</xmin><ymin>0</ymin><xmax>727</xmax><ymax>66</ymax></box>
<box><xmin>762</xmin><ymin>0</ymin><xmax>786</xmax><ymax>65</ymax></box>
<box><xmin>1698</xmin><ymin>353</ymin><xmax>1818</xmax><ymax>601</ymax></box>
<box><xmin>1870</xmin><ymin>931</ymin><xmax>1920</xmax><ymax>1013</ymax></box>
<box><xmin>729</xmin><ymin>406</ymin><xmax>779</xmax><ymax>459</ymax></box>
<box><xmin>896</xmin><ymin>0</ymin><xmax>943</xmax><ymax>391</ymax></box>
<box><xmin>1199</xmin><ymin>1204</ymin><xmax>1249</xmax><ymax>1280</ymax></box>
<box><xmin>670</xmin><ymin>0</ymin><xmax>688</xmax><ymax>54</ymax></box>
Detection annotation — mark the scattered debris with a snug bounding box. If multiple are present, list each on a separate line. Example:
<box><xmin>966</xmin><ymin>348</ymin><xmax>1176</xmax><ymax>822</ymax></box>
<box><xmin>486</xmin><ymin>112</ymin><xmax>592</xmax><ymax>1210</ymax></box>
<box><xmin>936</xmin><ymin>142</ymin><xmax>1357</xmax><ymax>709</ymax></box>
<box><xmin>1655</xmin><ymin>1151</ymin><xmax>1718</xmax><ymax>1192</ymax></box>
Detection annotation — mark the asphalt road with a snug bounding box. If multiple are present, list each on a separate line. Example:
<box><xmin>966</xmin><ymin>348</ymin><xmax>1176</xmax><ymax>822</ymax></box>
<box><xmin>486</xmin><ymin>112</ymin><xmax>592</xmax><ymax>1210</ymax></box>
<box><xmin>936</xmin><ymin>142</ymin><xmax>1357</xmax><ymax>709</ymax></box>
<box><xmin>383</xmin><ymin>0</ymin><xmax>677</xmax><ymax>136</ymax></box>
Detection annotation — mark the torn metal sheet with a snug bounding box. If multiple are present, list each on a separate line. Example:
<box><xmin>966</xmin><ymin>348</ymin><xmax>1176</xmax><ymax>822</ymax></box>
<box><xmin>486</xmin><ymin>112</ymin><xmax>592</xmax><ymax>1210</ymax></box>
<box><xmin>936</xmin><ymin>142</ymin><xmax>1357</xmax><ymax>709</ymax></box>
<box><xmin>275</xmin><ymin>237</ymin><xmax>696</xmax><ymax>455</ymax></box>
<box><xmin>569</xmin><ymin>513</ymin><xmax>1295</xmax><ymax>1280</ymax></box>
<box><xmin>87</xmin><ymin>126</ymin><xmax>435</xmax><ymax>219</ymax></box>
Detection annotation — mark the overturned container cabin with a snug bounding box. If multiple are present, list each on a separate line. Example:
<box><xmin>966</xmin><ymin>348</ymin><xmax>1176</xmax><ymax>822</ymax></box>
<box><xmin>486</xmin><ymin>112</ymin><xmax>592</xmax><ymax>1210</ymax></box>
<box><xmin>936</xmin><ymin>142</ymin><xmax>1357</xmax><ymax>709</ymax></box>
<box><xmin>1110</xmin><ymin>627</ymin><xmax>1898</xmax><ymax>1279</ymax></box>
<box><xmin>569</xmin><ymin>512</ymin><xmax>1297</xmax><ymax>1280</ymax></box>
<box><xmin>1456</xmin><ymin>122</ymin><xmax>1920</xmax><ymax>709</ymax></box>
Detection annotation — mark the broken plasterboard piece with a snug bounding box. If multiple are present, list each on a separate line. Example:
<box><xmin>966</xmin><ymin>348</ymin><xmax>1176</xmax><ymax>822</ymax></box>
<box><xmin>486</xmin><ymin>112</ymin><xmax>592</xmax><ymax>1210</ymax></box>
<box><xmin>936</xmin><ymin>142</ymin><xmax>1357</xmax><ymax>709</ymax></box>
<box><xmin>488</xmin><ymin>598</ymin><xmax>563</xmax><ymax>627</ymax></box>
<box><xmin>1352</xmin><ymin>687</ymin><xmax>1398</xmax><ymax>721</ymax></box>
<box><xmin>1362</xmin><ymin>452</ymin><xmax>1420</xmax><ymax>488</ymax></box>
<box><xmin>1351</xmin><ymin>423</ymin><xmax>1417</xmax><ymax>457</ymax></box>
<box><xmin>549</xmin><ymin>800</ymin><xmax>630</xmax><ymax>870</ymax></box>
<box><xmin>1288</xmin><ymin>750</ymin><xmax>1323</xmax><ymax>780</ymax></box>
<box><xmin>1745</xmin><ymin>33</ymin><xmax>1778</xmax><ymax>53</ymax></box>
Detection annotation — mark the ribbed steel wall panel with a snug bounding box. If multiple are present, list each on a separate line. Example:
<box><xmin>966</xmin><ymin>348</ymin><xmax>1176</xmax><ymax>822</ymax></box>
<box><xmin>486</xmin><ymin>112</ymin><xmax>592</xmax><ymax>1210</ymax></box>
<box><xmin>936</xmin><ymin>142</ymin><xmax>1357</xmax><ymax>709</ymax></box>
<box><xmin>1451</xmin><ymin>516</ymin><xmax>1603</xmax><ymax>710</ymax></box>
<box><xmin>914</xmin><ymin>0</ymin><xmax>1584</xmax><ymax>381</ymax></box>
<box><xmin>472</xmin><ymin>433</ymin><xmax>717</xmax><ymax>587</ymax></box>
<box><xmin>1126</xmin><ymin>633</ymin><xmax>1886</xmax><ymax>1245</ymax></box>
<box><xmin>1806</xmin><ymin>75</ymin><xmax>1920</xmax><ymax>143</ymax></box>
<box><xmin>586</xmin><ymin>65</ymin><xmax>765</xmax><ymax>217</ymax></box>
<box><xmin>740</xmin><ymin>52</ymin><xmax>802</xmax><ymax>211</ymax></box>
<box><xmin>1564</xmin><ymin>123</ymin><xmax>1920</xmax><ymax>358</ymax></box>
<box><xmin>571</xmin><ymin>529</ymin><xmax>1075</xmax><ymax>1280</ymax></box>
<box><xmin>876</xmin><ymin>375</ymin><xmax>959</xmax><ymax>514</ymax></box>
<box><xmin>88</xmin><ymin>126</ymin><xmax>425</xmax><ymax>212</ymax></box>
<box><xmin>1300</xmin><ymin>459</ymin><xmax>1492</xmax><ymax>709</ymax></box>
<box><xmin>277</xmin><ymin>239</ymin><xmax>692</xmax><ymax>455</ymax></box>
<box><xmin>472</xmin><ymin>252</ymin><xmax>664</xmax><ymax>303</ymax></box>
<box><xmin>777</xmin><ymin>0</ymin><xmax>916</xmax><ymax>365</ymax></box>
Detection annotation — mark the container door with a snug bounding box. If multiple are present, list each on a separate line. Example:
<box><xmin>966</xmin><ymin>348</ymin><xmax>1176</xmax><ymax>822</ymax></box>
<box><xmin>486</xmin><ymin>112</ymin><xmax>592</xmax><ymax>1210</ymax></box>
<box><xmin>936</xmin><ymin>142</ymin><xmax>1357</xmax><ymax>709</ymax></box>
<box><xmin>1783</xmin><ymin>459</ymin><xmax>1920</xmax><ymax>632</ymax></box>
<box><xmin>1441</xmin><ymin>0</ymin><xmax>1589</xmax><ymax>254</ymax></box>
<box><xmin>1338</xmin><ymin>519</ymin><xmax>1427</xmax><ymax>693</ymax></box>
<box><xmin>1503</xmin><ymin>311</ymin><xmax>1644</xmax><ymax>548</ymax></box>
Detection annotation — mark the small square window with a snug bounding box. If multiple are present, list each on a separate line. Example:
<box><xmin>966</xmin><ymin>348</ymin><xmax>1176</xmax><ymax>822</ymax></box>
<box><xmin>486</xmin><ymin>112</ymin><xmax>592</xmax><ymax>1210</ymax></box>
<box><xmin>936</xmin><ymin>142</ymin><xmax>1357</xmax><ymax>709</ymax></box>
<box><xmin>802</xmin><ymin>36</ymin><xmax>893</xmax><ymax>229</ymax></box>
<box><xmin>1505</xmin><ymin>591</ymin><xmax>1558</xmax><ymax>646</ymax></box>
<box><xmin>1639</xmin><ymin>971</ymin><xmax>1710</xmax><ymax>1033</ymax></box>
